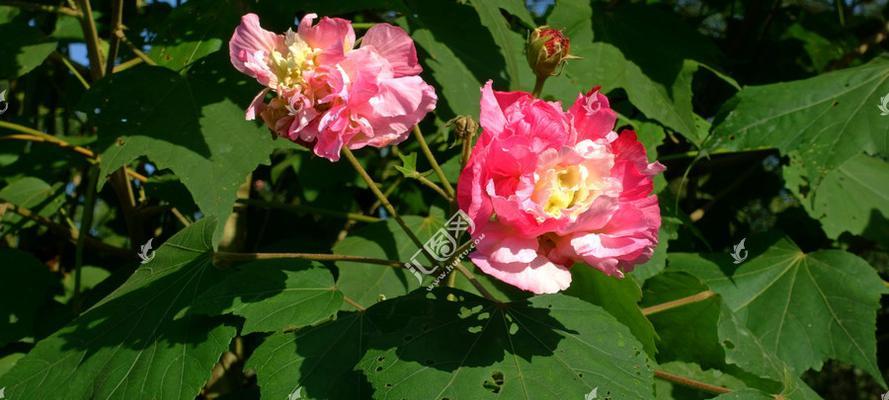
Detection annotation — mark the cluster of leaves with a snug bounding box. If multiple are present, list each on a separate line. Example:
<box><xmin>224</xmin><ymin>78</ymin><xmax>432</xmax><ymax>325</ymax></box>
<box><xmin>0</xmin><ymin>0</ymin><xmax>887</xmax><ymax>399</ymax></box>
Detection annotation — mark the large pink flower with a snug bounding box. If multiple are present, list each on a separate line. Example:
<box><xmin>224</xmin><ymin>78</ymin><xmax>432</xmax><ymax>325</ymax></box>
<box><xmin>230</xmin><ymin>13</ymin><xmax>437</xmax><ymax>161</ymax></box>
<box><xmin>457</xmin><ymin>81</ymin><xmax>664</xmax><ymax>294</ymax></box>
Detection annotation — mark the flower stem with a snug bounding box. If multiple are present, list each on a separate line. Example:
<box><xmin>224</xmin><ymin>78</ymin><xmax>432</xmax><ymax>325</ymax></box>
<box><xmin>55</xmin><ymin>52</ymin><xmax>90</xmax><ymax>89</ymax></box>
<box><xmin>641</xmin><ymin>290</ymin><xmax>715</xmax><ymax>316</ymax></box>
<box><xmin>213</xmin><ymin>251</ymin><xmax>403</xmax><ymax>268</ymax></box>
<box><xmin>74</xmin><ymin>0</ymin><xmax>105</xmax><ymax>79</ymax></box>
<box><xmin>105</xmin><ymin>0</ymin><xmax>124</xmax><ymax>74</ymax></box>
<box><xmin>236</xmin><ymin>198</ymin><xmax>381</xmax><ymax>223</ymax></box>
<box><xmin>412</xmin><ymin>125</ymin><xmax>455</xmax><ymax>198</ymax></box>
<box><xmin>342</xmin><ymin>147</ymin><xmax>496</xmax><ymax>301</ymax></box>
<box><xmin>73</xmin><ymin>165</ymin><xmax>100</xmax><ymax>314</ymax></box>
<box><xmin>532</xmin><ymin>75</ymin><xmax>546</xmax><ymax>98</ymax></box>
<box><xmin>654</xmin><ymin>369</ymin><xmax>731</xmax><ymax>395</ymax></box>
<box><xmin>343</xmin><ymin>148</ymin><xmax>428</xmax><ymax>250</ymax></box>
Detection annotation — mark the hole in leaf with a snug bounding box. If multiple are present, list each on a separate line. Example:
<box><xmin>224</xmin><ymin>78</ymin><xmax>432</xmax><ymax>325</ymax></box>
<box><xmin>483</xmin><ymin>371</ymin><xmax>505</xmax><ymax>393</ymax></box>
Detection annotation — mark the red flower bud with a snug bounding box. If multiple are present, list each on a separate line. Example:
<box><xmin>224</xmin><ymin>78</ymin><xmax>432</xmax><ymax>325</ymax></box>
<box><xmin>527</xmin><ymin>26</ymin><xmax>572</xmax><ymax>78</ymax></box>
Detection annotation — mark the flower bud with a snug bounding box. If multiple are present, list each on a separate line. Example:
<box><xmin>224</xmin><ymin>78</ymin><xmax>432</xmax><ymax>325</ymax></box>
<box><xmin>526</xmin><ymin>26</ymin><xmax>571</xmax><ymax>78</ymax></box>
<box><xmin>448</xmin><ymin>115</ymin><xmax>479</xmax><ymax>140</ymax></box>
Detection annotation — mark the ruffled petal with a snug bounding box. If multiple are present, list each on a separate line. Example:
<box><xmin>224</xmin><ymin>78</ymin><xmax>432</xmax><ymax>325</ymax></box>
<box><xmin>569</xmin><ymin>87</ymin><xmax>617</xmax><ymax>141</ymax></box>
<box><xmin>469</xmin><ymin>251</ymin><xmax>572</xmax><ymax>294</ymax></box>
<box><xmin>298</xmin><ymin>13</ymin><xmax>355</xmax><ymax>63</ymax></box>
<box><xmin>229</xmin><ymin>13</ymin><xmax>280</xmax><ymax>86</ymax></box>
<box><xmin>360</xmin><ymin>23</ymin><xmax>422</xmax><ymax>77</ymax></box>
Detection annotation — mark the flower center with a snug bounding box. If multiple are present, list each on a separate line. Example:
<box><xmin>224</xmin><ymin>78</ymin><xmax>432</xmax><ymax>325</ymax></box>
<box><xmin>270</xmin><ymin>30</ymin><xmax>318</xmax><ymax>90</ymax></box>
<box><xmin>532</xmin><ymin>160</ymin><xmax>607</xmax><ymax>220</ymax></box>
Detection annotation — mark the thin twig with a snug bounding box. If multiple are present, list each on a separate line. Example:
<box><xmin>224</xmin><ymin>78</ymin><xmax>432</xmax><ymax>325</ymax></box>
<box><xmin>55</xmin><ymin>52</ymin><xmax>90</xmax><ymax>89</ymax></box>
<box><xmin>411</xmin><ymin>173</ymin><xmax>451</xmax><ymax>200</ymax></box>
<box><xmin>73</xmin><ymin>166</ymin><xmax>100</xmax><ymax>313</ymax></box>
<box><xmin>105</xmin><ymin>0</ymin><xmax>125</xmax><ymax>74</ymax></box>
<box><xmin>1</xmin><ymin>202</ymin><xmax>134</xmax><ymax>259</ymax></box>
<box><xmin>0</xmin><ymin>133</ymin><xmax>95</xmax><ymax>159</ymax></box>
<box><xmin>654</xmin><ymin>369</ymin><xmax>732</xmax><ymax>394</ymax></box>
<box><xmin>115</xmin><ymin>30</ymin><xmax>157</xmax><ymax>66</ymax></box>
<box><xmin>236</xmin><ymin>198</ymin><xmax>381</xmax><ymax>223</ymax></box>
<box><xmin>641</xmin><ymin>290</ymin><xmax>715</xmax><ymax>316</ymax></box>
<box><xmin>342</xmin><ymin>148</ymin><xmax>427</xmax><ymax>251</ymax></box>
<box><xmin>342</xmin><ymin>148</ymin><xmax>497</xmax><ymax>301</ymax></box>
<box><xmin>113</xmin><ymin>57</ymin><xmax>144</xmax><ymax>73</ymax></box>
<box><xmin>75</xmin><ymin>0</ymin><xmax>105</xmax><ymax>78</ymax></box>
<box><xmin>213</xmin><ymin>251</ymin><xmax>403</xmax><ymax>268</ymax></box>
<box><xmin>412</xmin><ymin>125</ymin><xmax>454</xmax><ymax>198</ymax></box>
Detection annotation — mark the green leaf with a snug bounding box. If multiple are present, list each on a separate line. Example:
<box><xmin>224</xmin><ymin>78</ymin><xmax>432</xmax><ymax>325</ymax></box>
<box><xmin>713</xmin><ymin>389</ymin><xmax>780</xmax><ymax>400</ymax></box>
<box><xmin>393</xmin><ymin>152</ymin><xmax>421</xmax><ymax>178</ymax></box>
<box><xmin>247</xmin><ymin>310</ymin><xmax>375</xmax><ymax>400</ymax></box>
<box><xmin>0</xmin><ymin>176</ymin><xmax>66</xmax><ymax>232</ymax></box>
<box><xmin>554</xmin><ymin>43</ymin><xmax>703</xmax><ymax>144</ymax></box>
<box><xmin>147</xmin><ymin>0</ymin><xmax>239</xmax><ymax>71</ymax></box>
<box><xmin>0</xmin><ymin>7</ymin><xmax>57</xmax><ymax>78</ymax></box>
<box><xmin>0</xmin><ymin>249</ymin><xmax>56</xmax><ymax>347</ymax></box>
<box><xmin>400</xmin><ymin>0</ymin><xmax>508</xmax><ymax>117</ymax></box>
<box><xmin>544</xmin><ymin>2</ymin><xmax>717</xmax><ymax>144</ymax></box>
<box><xmin>564</xmin><ymin>265</ymin><xmax>658</xmax><ymax>357</ymax></box>
<box><xmin>672</xmin><ymin>239</ymin><xmax>888</xmax><ymax>386</ymax></box>
<box><xmin>545</xmin><ymin>0</ymin><xmax>592</xmax><ymax>44</ymax></box>
<box><xmin>793</xmin><ymin>153</ymin><xmax>889</xmax><ymax>242</ymax></box>
<box><xmin>641</xmin><ymin>271</ymin><xmax>725</xmax><ymax>368</ymax></box>
<box><xmin>190</xmin><ymin>260</ymin><xmax>342</xmax><ymax>333</ymax></box>
<box><xmin>251</xmin><ymin>290</ymin><xmax>655</xmax><ymax>400</ymax></box>
<box><xmin>467</xmin><ymin>0</ymin><xmax>532</xmax><ymax>90</ymax></box>
<box><xmin>360</xmin><ymin>290</ymin><xmax>654</xmax><ymax>399</ymax></box>
<box><xmin>717</xmin><ymin>305</ymin><xmax>823</xmax><ymax>400</ymax></box>
<box><xmin>333</xmin><ymin>214</ymin><xmax>443</xmax><ymax>308</ymax></box>
<box><xmin>711</xmin><ymin>55</ymin><xmax>889</xmax><ymax>191</ymax></box>
<box><xmin>0</xmin><ymin>218</ymin><xmax>237</xmax><ymax>400</ymax></box>
<box><xmin>656</xmin><ymin>361</ymin><xmax>748</xmax><ymax>397</ymax></box>
<box><xmin>79</xmin><ymin>55</ymin><xmax>278</xmax><ymax>244</ymax></box>
<box><xmin>56</xmin><ymin>266</ymin><xmax>111</xmax><ymax>304</ymax></box>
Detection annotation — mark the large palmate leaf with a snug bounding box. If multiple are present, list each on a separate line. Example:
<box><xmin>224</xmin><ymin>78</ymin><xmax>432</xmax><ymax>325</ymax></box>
<box><xmin>0</xmin><ymin>6</ymin><xmax>57</xmax><ymax>79</ymax></box>
<box><xmin>544</xmin><ymin>1</ymin><xmax>714</xmax><ymax>145</ymax></box>
<box><xmin>671</xmin><ymin>240</ymin><xmax>888</xmax><ymax>386</ymax></box>
<box><xmin>795</xmin><ymin>153</ymin><xmax>889</xmax><ymax>242</ymax></box>
<box><xmin>0</xmin><ymin>249</ymin><xmax>56</xmax><ymax>347</ymax></box>
<box><xmin>190</xmin><ymin>260</ymin><xmax>342</xmax><ymax>334</ymax></box>
<box><xmin>249</xmin><ymin>289</ymin><xmax>654</xmax><ymax>400</ymax></box>
<box><xmin>717</xmin><ymin>305</ymin><xmax>823</xmax><ymax>400</ymax></box>
<box><xmin>247</xmin><ymin>310</ymin><xmax>375</xmax><ymax>400</ymax></box>
<box><xmin>711</xmin><ymin>55</ymin><xmax>889</xmax><ymax>189</ymax></box>
<box><xmin>0</xmin><ymin>218</ymin><xmax>236</xmax><ymax>400</ymax></box>
<box><xmin>147</xmin><ymin>0</ymin><xmax>240</xmax><ymax>71</ymax></box>
<box><xmin>333</xmin><ymin>214</ymin><xmax>443</xmax><ymax>309</ymax></box>
<box><xmin>79</xmin><ymin>53</ymin><xmax>279</xmax><ymax>243</ymax></box>
<box><xmin>360</xmin><ymin>290</ymin><xmax>654</xmax><ymax>399</ymax></box>
<box><xmin>467</xmin><ymin>0</ymin><xmax>534</xmax><ymax>90</ymax></box>
<box><xmin>641</xmin><ymin>271</ymin><xmax>725</xmax><ymax>369</ymax></box>
<box><xmin>564</xmin><ymin>265</ymin><xmax>658</xmax><ymax>357</ymax></box>
<box><xmin>398</xmin><ymin>0</ymin><xmax>510</xmax><ymax>117</ymax></box>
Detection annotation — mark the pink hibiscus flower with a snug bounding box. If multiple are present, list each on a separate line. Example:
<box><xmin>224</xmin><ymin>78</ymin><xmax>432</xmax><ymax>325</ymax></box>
<box><xmin>457</xmin><ymin>81</ymin><xmax>664</xmax><ymax>294</ymax></box>
<box><xmin>230</xmin><ymin>13</ymin><xmax>437</xmax><ymax>161</ymax></box>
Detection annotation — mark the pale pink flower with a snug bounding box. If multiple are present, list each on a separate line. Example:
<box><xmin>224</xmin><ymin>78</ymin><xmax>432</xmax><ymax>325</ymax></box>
<box><xmin>230</xmin><ymin>13</ymin><xmax>437</xmax><ymax>161</ymax></box>
<box><xmin>457</xmin><ymin>81</ymin><xmax>664</xmax><ymax>294</ymax></box>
